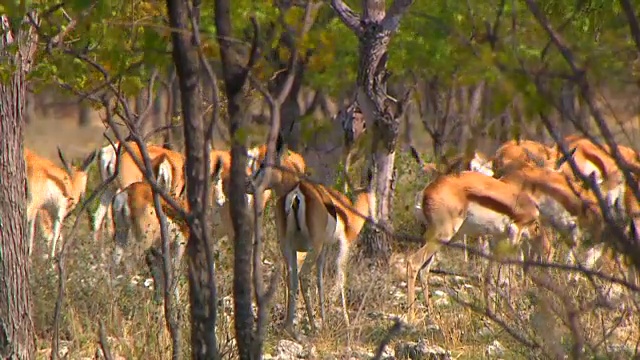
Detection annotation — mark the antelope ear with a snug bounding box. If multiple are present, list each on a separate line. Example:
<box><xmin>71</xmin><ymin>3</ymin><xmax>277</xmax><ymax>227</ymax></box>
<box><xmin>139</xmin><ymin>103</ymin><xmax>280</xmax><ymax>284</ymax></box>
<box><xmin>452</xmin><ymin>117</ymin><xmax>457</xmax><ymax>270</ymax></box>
<box><xmin>275</xmin><ymin>134</ymin><xmax>285</xmax><ymax>160</ymax></box>
<box><xmin>81</xmin><ymin>150</ymin><xmax>98</xmax><ymax>171</ymax></box>
<box><xmin>212</xmin><ymin>157</ymin><xmax>224</xmax><ymax>180</ymax></box>
<box><xmin>57</xmin><ymin>146</ymin><xmax>72</xmax><ymax>174</ymax></box>
<box><xmin>555</xmin><ymin>147</ymin><xmax>577</xmax><ymax>169</ymax></box>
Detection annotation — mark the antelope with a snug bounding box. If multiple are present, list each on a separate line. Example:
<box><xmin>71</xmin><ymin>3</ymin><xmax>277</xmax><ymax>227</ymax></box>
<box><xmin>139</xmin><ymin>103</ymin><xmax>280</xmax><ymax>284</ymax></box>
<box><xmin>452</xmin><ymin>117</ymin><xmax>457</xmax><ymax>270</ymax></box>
<box><xmin>91</xmin><ymin>142</ymin><xmax>119</xmax><ymax>241</ymax></box>
<box><xmin>561</xmin><ymin>135</ymin><xmax>640</xmax><ymax>210</ymax></box>
<box><xmin>207</xmin><ymin>145</ymin><xmax>292</xmax><ymax>244</ymax></box>
<box><xmin>248</xmin><ymin>139</ymin><xmax>374</xmax><ymax>337</ymax></box>
<box><xmin>92</xmin><ymin>141</ymin><xmax>185</xmax><ymax>243</ymax></box>
<box><xmin>498</xmin><ymin>163</ymin><xmax>604</xmax><ymax>265</ymax></box>
<box><xmin>492</xmin><ymin>139</ymin><xmax>561</xmax><ymax>177</ymax></box>
<box><xmin>492</xmin><ymin>137</ymin><xmax>621</xmax><ymax>215</ymax></box>
<box><xmin>410</xmin><ymin>146</ymin><xmax>494</xmax><ymax>178</ymax></box>
<box><xmin>25</xmin><ymin>147</ymin><xmax>97</xmax><ymax>258</ymax></box>
<box><xmin>409</xmin><ymin>147</ymin><xmax>495</xmax><ymax>262</ymax></box>
<box><xmin>111</xmin><ymin>153</ymin><xmax>220</xmax><ymax>277</ymax></box>
<box><xmin>409</xmin><ymin>171</ymin><xmax>540</xmax><ymax>321</ymax></box>
<box><xmin>246</xmin><ymin>143</ymin><xmax>306</xmax><ymax>208</ymax></box>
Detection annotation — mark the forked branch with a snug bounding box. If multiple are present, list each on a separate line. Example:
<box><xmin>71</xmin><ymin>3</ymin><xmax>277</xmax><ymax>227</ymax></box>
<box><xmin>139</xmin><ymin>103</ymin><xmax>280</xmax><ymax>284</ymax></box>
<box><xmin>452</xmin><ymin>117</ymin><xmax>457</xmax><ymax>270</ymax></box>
<box><xmin>381</xmin><ymin>0</ymin><xmax>415</xmax><ymax>32</ymax></box>
<box><xmin>330</xmin><ymin>0</ymin><xmax>363</xmax><ymax>35</ymax></box>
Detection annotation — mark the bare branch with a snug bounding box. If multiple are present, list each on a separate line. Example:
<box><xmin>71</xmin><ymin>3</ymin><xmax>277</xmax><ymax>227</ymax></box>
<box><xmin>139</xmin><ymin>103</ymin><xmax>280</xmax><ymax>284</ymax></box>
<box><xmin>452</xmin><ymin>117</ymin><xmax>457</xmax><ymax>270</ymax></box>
<box><xmin>381</xmin><ymin>0</ymin><xmax>415</xmax><ymax>32</ymax></box>
<box><xmin>619</xmin><ymin>0</ymin><xmax>640</xmax><ymax>56</ymax></box>
<box><xmin>138</xmin><ymin>67</ymin><xmax>159</xmax><ymax>131</ymax></box>
<box><xmin>98</xmin><ymin>320</ymin><xmax>114</xmax><ymax>360</ymax></box>
<box><xmin>275</xmin><ymin>0</ymin><xmax>318</xmax><ymax>105</ymax></box>
<box><xmin>331</xmin><ymin>0</ymin><xmax>364</xmax><ymax>35</ymax></box>
<box><xmin>246</xmin><ymin>17</ymin><xmax>261</xmax><ymax>70</ymax></box>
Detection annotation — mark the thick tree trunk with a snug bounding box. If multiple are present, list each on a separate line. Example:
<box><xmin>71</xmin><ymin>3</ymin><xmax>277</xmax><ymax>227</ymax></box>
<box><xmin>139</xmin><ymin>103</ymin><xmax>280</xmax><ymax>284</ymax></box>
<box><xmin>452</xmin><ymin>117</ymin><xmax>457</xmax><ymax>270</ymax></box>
<box><xmin>0</xmin><ymin>13</ymin><xmax>37</xmax><ymax>360</ymax></box>
<box><xmin>332</xmin><ymin>0</ymin><xmax>415</xmax><ymax>263</ymax></box>
<box><xmin>214</xmin><ymin>0</ymin><xmax>254</xmax><ymax>358</ymax></box>
<box><xmin>166</xmin><ymin>0</ymin><xmax>216</xmax><ymax>358</ymax></box>
<box><xmin>353</xmin><ymin>26</ymin><xmax>398</xmax><ymax>263</ymax></box>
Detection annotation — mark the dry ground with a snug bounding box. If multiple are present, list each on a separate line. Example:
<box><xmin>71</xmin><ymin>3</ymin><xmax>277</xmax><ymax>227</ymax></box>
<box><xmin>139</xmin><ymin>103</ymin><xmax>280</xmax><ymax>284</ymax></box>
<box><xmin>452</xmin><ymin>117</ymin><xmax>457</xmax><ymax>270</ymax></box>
<box><xmin>26</xmin><ymin>97</ymin><xmax>640</xmax><ymax>359</ymax></box>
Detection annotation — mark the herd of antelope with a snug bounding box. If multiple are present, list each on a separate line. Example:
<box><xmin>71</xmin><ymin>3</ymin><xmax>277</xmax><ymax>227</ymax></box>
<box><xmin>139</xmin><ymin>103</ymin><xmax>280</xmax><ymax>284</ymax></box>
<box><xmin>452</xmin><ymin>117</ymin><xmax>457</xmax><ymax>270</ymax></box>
<box><xmin>23</xmin><ymin>132</ymin><xmax>640</xmax><ymax>337</ymax></box>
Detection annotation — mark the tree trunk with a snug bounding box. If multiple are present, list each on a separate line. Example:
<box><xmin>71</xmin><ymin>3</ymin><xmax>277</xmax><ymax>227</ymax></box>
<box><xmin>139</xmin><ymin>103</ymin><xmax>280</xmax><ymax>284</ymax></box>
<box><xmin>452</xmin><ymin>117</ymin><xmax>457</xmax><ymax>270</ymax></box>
<box><xmin>214</xmin><ymin>0</ymin><xmax>254</xmax><ymax>358</ymax></box>
<box><xmin>332</xmin><ymin>0</ymin><xmax>415</xmax><ymax>263</ymax></box>
<box><xmin>153</xmin><ymin>83</ymin><xmax>164</xmax><ymax>136</ymax></box>
<box><xmin>170</xmin><ymin>67</ymin><xmax>183</xmax><ymax>148</ymax></box>
<box><xmin>166</xmin><ymin>0</ymin><xmax>217</xmax><ymax>358</ymax></box>
<box><xmin>78</xmin><ymin>101</ymin><xmax>91</xmax><ymax>127</ymax></box>
<box><xmin>24</xmin><ymin>92</ymin><xmax>35</xmax><ymax>125</ymax></box>
<box><xmin>0</xmin><ymin>13</ymin><xmax>37</xmax><ymax>360</ymax></box>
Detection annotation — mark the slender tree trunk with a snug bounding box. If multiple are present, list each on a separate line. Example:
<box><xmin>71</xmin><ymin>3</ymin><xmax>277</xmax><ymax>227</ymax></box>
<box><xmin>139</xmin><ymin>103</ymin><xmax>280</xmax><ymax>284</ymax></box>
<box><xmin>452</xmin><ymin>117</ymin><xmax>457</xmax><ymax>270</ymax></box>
<box><xmin>78</xmin><ymin>101</ymin><xmax>91</xmax><ymax>127</ymax></box>
<box><xmin>0</xmin><ymin>13</ymin><xmax>37</xmax><ymax>360</ymax></box>
<box><xmin>24</xmin><ymin>92</ymin><xmax>35</xmax><ymax>125</ymax></box>
<box><xmin>214</xmin><ymin>0</ymin><xmax>254</xmax><ymax>358</ymax></box>
<box><xmin>153</xmin><ymin>83</ymin><xmax>164</xmax><ymax>136</ymax></box>
<box><xmin>170</xmin><ymin>67</ymin><xmax>183</xmax><ymax>148</ymax></box>
<box><xmin>166</xmin><ymin>0</ymin><xmax>216</xmax><ymax>358</ymax></box>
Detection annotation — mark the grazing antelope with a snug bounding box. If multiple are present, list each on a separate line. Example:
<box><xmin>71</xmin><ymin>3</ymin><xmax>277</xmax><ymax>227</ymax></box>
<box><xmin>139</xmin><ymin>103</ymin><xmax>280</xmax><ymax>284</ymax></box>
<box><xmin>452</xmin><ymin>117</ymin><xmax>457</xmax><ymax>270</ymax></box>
<box><xmin>111</xmin><ymin>153</ymin><xmax>219</xmax><ymax>278</ymax></box>
<box><xmin>410</xmin><ymin>146</ymin><xmax>494</xmax><ymax>178</ymax></box>
<box><xmin>492</xmin><ymin>137</ymin><xmax>623</xmax><ymax>216</ymax></box>
<box><xmin>92</xmin><ymin>141</ymin><xmax>185</xmax><ymax>242</ymax></box>
<box><xmin>409</xmin><ymin>171</ymin><xmax>540</xmax><ymax>321</ymax></box>
<box><xmin>249</xmin><ymin>139</ymin><xmax>374</xmax><ymax>336</ymax></box>
<box><xmin>25</xmin><ymin>147</ymin><xmax>97</xmax><ymax>258</ymax></box>
<box><xmin>561</xmin><ymin>135</ymin><xmax>640</xmax><ymax>209</ymax></box>
<box><xmin>498</xmin><ymin>163</ymin><xmax>604</xmax><ymax>265</ymax></box>
<box><xmin>492</xmin><ymin>139</ymin><xmax>561</xmax><ymax>177</ymax></box>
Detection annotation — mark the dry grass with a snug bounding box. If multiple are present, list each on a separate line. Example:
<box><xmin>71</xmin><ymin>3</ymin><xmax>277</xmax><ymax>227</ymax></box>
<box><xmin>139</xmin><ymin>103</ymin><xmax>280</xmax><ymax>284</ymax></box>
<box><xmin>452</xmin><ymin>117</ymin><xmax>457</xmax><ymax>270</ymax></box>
<box><xmin>26</xmin><ymin>101</ymin><xmax>640</xmax><ymax>359</ymax></box>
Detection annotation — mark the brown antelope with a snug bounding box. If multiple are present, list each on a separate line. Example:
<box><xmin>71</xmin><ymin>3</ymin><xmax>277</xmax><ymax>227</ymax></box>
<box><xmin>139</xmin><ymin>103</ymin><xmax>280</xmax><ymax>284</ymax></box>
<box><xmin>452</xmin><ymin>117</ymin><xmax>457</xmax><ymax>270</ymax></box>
<box><xmin>410</xmin><ymin>146</ymin><xmax>494</xmax><ymax>178</ymax></box>
<box><xmin>409</xmin><ymin>147</ymin><xmax>495</xmax><ymax>262</ymax></box>
<box><xmin>561</xmin><ymin>135</ymin><xmax>640</xmax><ymax>211</ymax></box>
<box><xmin>492</xmin><ymin>137</ymin><xmax>624</xmax><ymax>217</ymax></box>
<box><xmin>111</xmin><ymin>153</ymin><xmax>221</xmax><ymax>277</ymax></box>
<box><xmin>92</xmin><ymin>141</ymin><xmax>185</xmax><ymax>242</ymax></box>
<box><xmin>248</xmin><ymin>139</ymin><xmax>374</xmax><ymax>336</ymax></box>
<box><xmin>492</xmin><ymin>139</ymin><xmax>561</xmax><ymax>177</ymax></box>
<box><xmin>498</xmin><ymin>163</ymin><xmax>604</xmax><ymax>265</ymax></box>
<box><xmin>25</xmin><ymin>147</ymin><xmax>97</xmax><ymax>258</ymax></box>
<box><xmin>409</xmin><ymin>171</ymin><xmax>540</xmax><ymax>321</ymax></box>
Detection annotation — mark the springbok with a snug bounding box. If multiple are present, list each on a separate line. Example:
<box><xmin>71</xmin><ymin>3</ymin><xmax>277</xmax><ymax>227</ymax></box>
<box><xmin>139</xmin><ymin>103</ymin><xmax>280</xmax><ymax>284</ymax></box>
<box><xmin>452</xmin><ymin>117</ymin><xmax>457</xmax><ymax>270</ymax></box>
<box><xmin>409</xmin><ymin>171</ymin><xmax>540</xmax><ymax>321</ymax></box>
<box><xmin>409</xmin><ymin>147</ymin><xmax>495</xmax><ymax>262</ymax></box>
<box><xmin>25</xmin><ymin>147</ymin><xmax>97</xmax><ymax>258</ymax></box>
<box><xmin>491</xmin><ymin>139</ymin><xmax>561</xmax><ymax>177</ymax></box>
<box><xmin>91</xmin><ymin>142</ymin><xmax>119</xmax><ymax>241</ymax></box>
<box><xmin>498</xmin><ymin>163</ymin><xmax>603</xmax><ymax>265</ymax></box>
<box><xmin>248</xmin><ymin>139</ymin><xmax>374</xmax><ymax>337</ymax></box>
<box><xmin>111</xmin><ymin>153</ymin><xmax>222</xmax><ymax>278</ymax></box>
<box><xmin>560</xmin><ymin>135</ymin><xmax>640</xmax><ymax>213</ymax></box>
<box><xmin>92</xmin><ymin>141</ymin><xmax>185</xmax><ymax>243</ymax></box>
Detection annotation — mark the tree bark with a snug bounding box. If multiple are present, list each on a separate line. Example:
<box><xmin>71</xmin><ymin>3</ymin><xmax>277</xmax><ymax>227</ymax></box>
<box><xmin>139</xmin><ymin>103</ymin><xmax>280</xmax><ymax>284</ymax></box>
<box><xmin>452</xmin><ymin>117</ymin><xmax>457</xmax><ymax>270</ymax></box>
<box><xmin>170</xmin><ymin>67</ymin><xmax>183</xmax><ymax>148</ymax></box>
<box><xmin>331</xmin><ymin>0</ymin><xmax>415</xmax><ymax>263</ymax></box>
<box><xmin>166</xmin><ymin>0</ymin><xmax>217</xmax><ymax>358</ymax></box>
<box><xmin>0</xmin><ymin>13</ymin><xmax>37</xmax><ymax>360</ymax></box>
<box><xmin>78</xmin><ymin>101</ymin><xmax>91</xmax><ymax>127</ymax></box>
<box><xmin>214</xmin><ymin>0</ymin><xmax>255</xmax><ymax>359</ymax></box>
